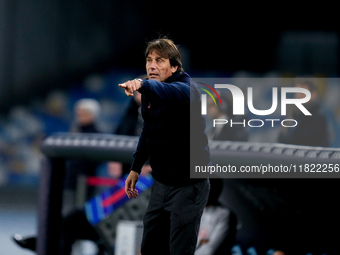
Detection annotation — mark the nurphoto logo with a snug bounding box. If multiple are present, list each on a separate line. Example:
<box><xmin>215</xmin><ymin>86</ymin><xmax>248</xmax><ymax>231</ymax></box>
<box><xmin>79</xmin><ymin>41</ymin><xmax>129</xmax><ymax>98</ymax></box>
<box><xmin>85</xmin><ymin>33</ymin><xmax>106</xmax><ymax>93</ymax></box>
<box><xmin>198</xmin><ymin>82</ymin><xmax>312</xmax><ymax>128</ymax></box>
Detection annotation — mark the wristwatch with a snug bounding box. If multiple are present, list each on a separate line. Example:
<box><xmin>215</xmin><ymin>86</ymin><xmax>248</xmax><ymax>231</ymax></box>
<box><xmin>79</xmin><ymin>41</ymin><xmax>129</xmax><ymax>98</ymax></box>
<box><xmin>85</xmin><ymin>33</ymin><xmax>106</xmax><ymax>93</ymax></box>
<box><xmin>136</xmin><ymin>78</ymin><xmax>143</xmax><ymax>86</ymax></box>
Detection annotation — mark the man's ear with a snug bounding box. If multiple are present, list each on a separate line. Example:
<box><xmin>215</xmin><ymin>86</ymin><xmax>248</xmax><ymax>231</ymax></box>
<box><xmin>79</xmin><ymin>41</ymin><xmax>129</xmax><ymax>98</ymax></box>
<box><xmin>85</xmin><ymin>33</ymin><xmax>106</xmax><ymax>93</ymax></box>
<box><xmin>171</xmin><ymin>65</ymin><xmax>178</xmax><ymax>74</ymax></box>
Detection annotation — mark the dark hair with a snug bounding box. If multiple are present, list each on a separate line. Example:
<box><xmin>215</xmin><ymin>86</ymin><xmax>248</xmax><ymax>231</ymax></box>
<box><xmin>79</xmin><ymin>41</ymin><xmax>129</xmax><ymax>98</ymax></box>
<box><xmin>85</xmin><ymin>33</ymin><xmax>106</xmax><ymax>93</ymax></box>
<box><xmin>145</xmin><ymin>38</ymin><xmax>183</xmax><ymax>72</ymax></box>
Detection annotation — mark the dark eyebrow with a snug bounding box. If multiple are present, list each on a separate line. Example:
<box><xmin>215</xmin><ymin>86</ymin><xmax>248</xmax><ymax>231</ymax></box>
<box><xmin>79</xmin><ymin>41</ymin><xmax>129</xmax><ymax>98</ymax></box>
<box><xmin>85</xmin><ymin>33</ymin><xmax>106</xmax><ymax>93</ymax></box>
<box><xmin>146</xmin><ymin>56</ymin><xmax>166</xmax><ymax>61</ymax></box>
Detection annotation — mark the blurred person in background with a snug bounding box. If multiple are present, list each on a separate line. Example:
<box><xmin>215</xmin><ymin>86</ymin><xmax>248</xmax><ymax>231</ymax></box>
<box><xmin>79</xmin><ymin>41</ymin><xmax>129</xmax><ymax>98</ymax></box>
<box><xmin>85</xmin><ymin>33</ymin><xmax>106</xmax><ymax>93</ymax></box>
<box><xmin>115</xmin><ymin>90</ymin><xmax>143</xmax><ymax>137</ymax></box>
<box><xmin>277</xmin><ymin>79</ymin><xmax>331</xmax><ymax>147</ymax></box>
<box><xmin>119</xmin><ymin>37</ymin><xmax>210</xmax><ymax>255</ymax></box>
<box><xmin>203</xmin><ymin>95</ymin><xmax>242</xmax><ymax>255</ymax></box>
<box><xmin>195</xmin><ymin>178</ymin><xmax>237</xmax><ymax>255</ymax></box>
<box><xmin>109</xmin><ymin>91</ymin><xmax>151</xmax><ymax>178</ymax></box>
<box><xmin>13</xmin><ymin>98</ymin><xmax>107</xmax><ymax>255</ymax></box>
<box><xmin>206</xmin><ymin>93</ymin><xmax>248</xmax><ymax>142</ymax></box>
<box><xmin>67</xmin><ymin>98</ymin><xmax>103</xmax><ymax>200</ymax></box>
<box><xmin>273</xmin><ymin>250</ymin><xmax>286</xmax><ymax>255</ymax></box>
<box><xmin>71</xmin><ymin>98</ymin><xmax>101</xmax><ymax>133</ymax></box>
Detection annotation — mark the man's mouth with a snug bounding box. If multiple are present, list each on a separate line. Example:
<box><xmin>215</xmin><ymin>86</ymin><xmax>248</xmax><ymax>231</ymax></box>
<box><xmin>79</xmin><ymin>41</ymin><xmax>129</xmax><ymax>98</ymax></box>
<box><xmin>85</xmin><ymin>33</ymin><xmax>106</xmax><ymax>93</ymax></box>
<box><xmin>149</xmin><ymin>73</ymin><xmax>159</xmax><ymax>79</ymax></box>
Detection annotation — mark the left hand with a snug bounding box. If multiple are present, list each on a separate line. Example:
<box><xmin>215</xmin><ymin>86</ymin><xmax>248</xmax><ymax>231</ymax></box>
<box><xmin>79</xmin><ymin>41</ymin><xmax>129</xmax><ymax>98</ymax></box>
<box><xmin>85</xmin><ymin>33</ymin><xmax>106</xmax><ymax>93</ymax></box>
<box><xmin>125</xmin><ymin>170</ymin><xmax>139</xmax><ymax>199</ymax></box>
<box><xmin>118</xmin><ymin>79</ymin><xmax>142</xmax><ymax>97</ymax></box>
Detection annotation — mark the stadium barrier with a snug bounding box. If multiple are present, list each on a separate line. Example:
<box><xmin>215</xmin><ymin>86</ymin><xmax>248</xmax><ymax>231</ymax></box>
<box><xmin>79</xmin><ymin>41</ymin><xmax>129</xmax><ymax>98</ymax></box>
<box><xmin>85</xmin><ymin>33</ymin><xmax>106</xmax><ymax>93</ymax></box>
<box><xmin>37</xmin><ymin>133</ymin><xmax>340</xmax><ymax>255</ymax></box>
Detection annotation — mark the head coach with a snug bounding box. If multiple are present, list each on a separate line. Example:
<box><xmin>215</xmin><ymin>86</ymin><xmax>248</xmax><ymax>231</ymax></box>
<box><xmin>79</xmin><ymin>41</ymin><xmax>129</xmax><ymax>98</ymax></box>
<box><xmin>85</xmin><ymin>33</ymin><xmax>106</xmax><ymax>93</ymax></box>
<box><xmin>119</xmin><ymin>37</ymin><xmax>211</xmax><ymax>255</ymax></box>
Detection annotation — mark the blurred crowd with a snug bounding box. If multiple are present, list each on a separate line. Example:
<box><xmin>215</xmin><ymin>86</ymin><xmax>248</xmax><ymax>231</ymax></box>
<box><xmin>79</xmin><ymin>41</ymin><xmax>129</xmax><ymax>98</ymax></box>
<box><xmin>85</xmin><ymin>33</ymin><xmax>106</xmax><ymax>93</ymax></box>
<box><xmin>1</xmin><ymin>71</ymin><xmax>340</xmax><ymax>188</ymax></box>
<box><xmin>2</xmin><ymin>70</ymin><xmax>339</xmax><ymax>255</ymax></box>
<box><xmin>0</xmin><ymin>70</ymin><xmax>133</xmax><ymax>186</ymax></box>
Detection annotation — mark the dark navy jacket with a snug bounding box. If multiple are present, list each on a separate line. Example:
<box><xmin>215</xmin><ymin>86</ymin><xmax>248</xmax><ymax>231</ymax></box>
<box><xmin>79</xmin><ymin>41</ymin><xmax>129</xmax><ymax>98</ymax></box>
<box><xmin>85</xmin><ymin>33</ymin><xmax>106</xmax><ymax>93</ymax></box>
<box><xmin>131</xmin><ymin>71</ymin><xmax>210</xmax><ymax>186</ymax></box>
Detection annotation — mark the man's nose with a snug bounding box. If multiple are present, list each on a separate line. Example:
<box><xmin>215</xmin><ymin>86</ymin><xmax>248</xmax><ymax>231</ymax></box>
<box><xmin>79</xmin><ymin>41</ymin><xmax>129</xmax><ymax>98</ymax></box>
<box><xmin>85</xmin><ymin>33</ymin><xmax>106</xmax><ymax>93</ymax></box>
<box><xmin>147</xmin><ymin>60</ymin><xmax>157</xmax><ymax>69</ymax></box>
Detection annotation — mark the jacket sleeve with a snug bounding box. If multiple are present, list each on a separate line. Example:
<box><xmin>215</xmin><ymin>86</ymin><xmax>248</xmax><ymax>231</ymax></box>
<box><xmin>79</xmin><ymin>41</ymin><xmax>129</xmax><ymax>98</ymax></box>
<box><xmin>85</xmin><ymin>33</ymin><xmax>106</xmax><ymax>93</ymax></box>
<box><xmin>130</xmin><ymin>120</ymin><xmax>149</xmax><ymax>174</ymax></box>
<box><xmin>138</xmin><ymin>79</ymin><xmax>190</xmax><ymax>104</ymax></box>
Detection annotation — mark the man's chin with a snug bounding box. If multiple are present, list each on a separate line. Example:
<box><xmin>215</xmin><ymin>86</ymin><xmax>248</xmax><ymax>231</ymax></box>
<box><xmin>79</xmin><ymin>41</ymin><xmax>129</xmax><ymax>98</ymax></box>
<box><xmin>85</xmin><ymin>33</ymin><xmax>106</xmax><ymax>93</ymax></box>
<box><xmin>148</xmin><ymin>76</ymin><xmax>161</xmax><ymax>82</ymax></box>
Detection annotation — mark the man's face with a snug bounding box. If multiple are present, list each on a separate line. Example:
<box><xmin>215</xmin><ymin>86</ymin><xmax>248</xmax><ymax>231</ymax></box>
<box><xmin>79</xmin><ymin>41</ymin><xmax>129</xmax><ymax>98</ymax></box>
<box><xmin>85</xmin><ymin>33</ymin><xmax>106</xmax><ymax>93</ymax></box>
<box><xmin>76</xmin><ymin>107</ymin><xmax>94</xmax><ymax>126</ymax></box>
<box><xmin>146</xmin><ymin>50</ymin><xmax>178</xmax><ymax>82</ymax></box>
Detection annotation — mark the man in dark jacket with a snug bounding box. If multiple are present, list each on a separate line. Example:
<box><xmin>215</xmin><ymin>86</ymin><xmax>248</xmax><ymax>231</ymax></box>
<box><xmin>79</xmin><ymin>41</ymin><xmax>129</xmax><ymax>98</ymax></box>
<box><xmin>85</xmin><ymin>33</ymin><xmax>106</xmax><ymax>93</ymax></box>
<box><xmin>119</xmin><ymin>38</ymin><xmax>210</xmax><ymax>255</ymax></box>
